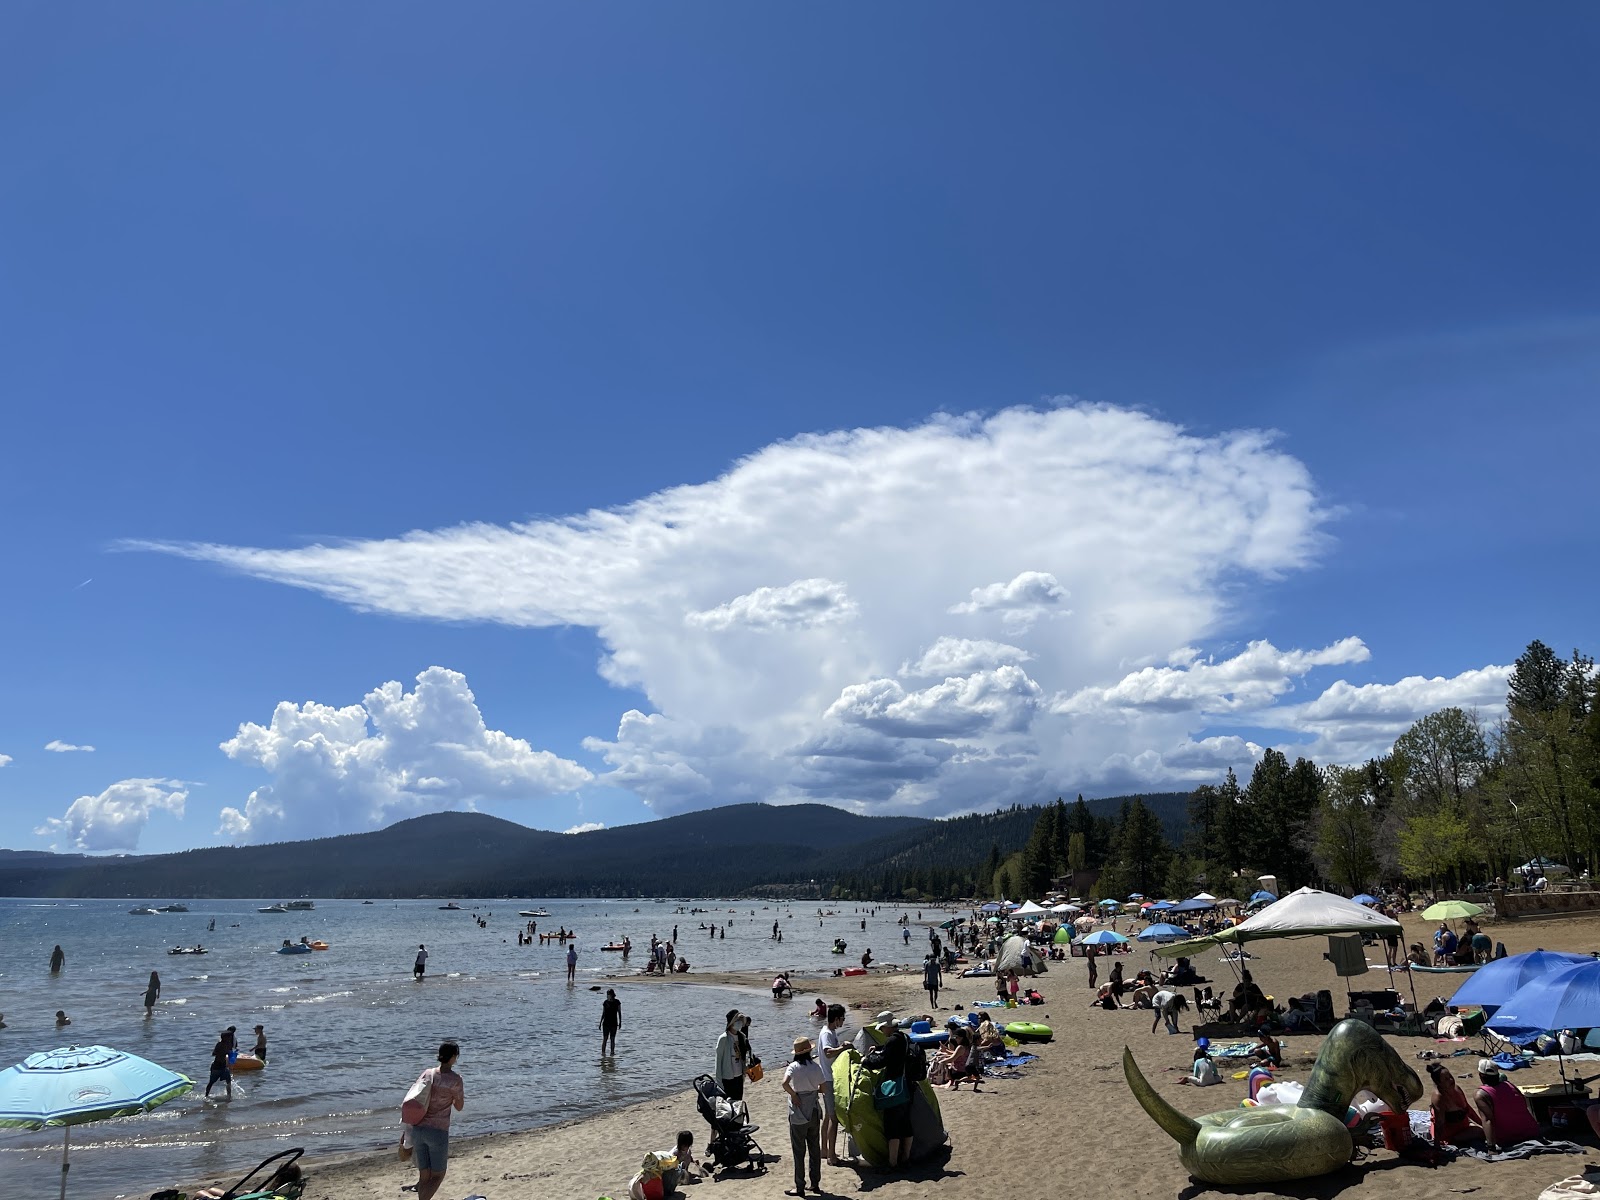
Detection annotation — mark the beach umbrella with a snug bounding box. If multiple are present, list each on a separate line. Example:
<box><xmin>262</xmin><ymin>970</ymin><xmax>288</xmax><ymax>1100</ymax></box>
<box><xmin>1249</xmin><ymin>890</ymin><xmax>1277</xmax><ymax>903</ymax></box>
<box><xmin>1351</xmin><ymin>893</ymin><xmax>1379</xmax><ymax>906</ymax></box>
<box><xmin>1213</xmin><ymin>898</ymin><xmax>1241</xmax><ymax>908</ymax></box>
<box><xmin>1487</xmin><ymin>959</ymin><xmax>1600</xmax><ymax>1034</ymax></box>
<box><xmin>1136</xmin><ymin>923</ymin><xmax>1191</xmax><ymax>943</ymax></box>
<box><xmin>1078</xmin><ymin>929</ymin><xmax>1129</xmax><ymax>946</ymax></box>
<box><xmin>0</xmin><ymin>1044</ymin><xmax>192</xmax><ymax>1200</ymax></box>
<box><xmin>1450</xmin><ymin>950</ymin><xmax>1594</xmax><ymax>1010</ymax></box>
<box><xmin>979</xmin><ymin>902</ymin><xmax>1002</xmax><ymax>913</ymax></box>
<box><xmin>1127</xmin><ymin>893</ymin><xmax>1145</xmax><ymax>901</ymax></box>
<box><xmin>1096</xmin><ymin>898</ymin><xmax>1120</xmax><ymax>909</ymax></box>
<box><xmin>984</xmin><ymin>916</ymin><xmax>1003</xmax><ymax>924</ymax></box>
<box><xmin>1422</xmin><ymin>899</ymin><xmax>1484</xmax><ymax>921</ymax></box>
<box><xmin>1073</xmin><ymin>915</ymin><xmax>1096</xmax><ymax>932</ymax></box>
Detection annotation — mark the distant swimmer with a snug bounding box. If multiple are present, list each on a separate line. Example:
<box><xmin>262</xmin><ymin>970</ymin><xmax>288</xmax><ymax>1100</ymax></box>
<box><xmin>414</xmin><ymin>945</ymin><xmax>429</xmax><ymax>980</ymax></box>
<box><xmin>49</xmin><ymin>945</ymin><xmax>65</xmax><ymax>974</ymax></box>
<box><xmin>55</xmin><ymin>1010</ymin><xmax>71</xmax><ymax>1027</ymax></box>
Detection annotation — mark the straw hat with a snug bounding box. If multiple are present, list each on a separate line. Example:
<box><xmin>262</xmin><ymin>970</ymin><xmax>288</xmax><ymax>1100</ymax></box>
<box><xmin>793</xmin><ymin>1036</ymin><xmax>813</xmax><ymax>1056</ymax></box>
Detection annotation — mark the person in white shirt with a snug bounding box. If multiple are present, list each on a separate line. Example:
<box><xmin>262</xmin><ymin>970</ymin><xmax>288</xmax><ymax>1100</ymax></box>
<box><xmin>816</xmin><ymin>1004</ymin><xmax>850</xmax><ymax>1165</ymax></box>
<box><xmin>782</xmin><ymin>1036</ymin><xmax>829</xmax><ymax>1197</ymax></box>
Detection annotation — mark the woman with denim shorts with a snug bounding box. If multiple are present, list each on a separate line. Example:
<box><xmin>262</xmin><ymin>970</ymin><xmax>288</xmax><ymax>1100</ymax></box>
<box><xmin>410</xmin><ymin>1041</ymin><xmax>464</xmax><ymax>1200</ymax></box>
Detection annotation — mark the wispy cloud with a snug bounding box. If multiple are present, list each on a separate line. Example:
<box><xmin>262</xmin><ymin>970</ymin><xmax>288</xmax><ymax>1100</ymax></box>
<box><xmin>45</xmin><ymin>740</ymin><xmax>95</xmax><ymax>753</ymax></box>
<box><xmin>563</xmin><ymin>821</ymin><xmax>606</xmax><ymax>834</ymax></box>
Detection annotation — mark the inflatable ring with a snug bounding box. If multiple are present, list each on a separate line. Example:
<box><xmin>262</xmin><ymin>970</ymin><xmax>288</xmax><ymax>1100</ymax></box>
<box><xmin>1004</xmin><ymin>1022</ymin><xmax>1053</xmax><ymax>1042</ymax></box>
<box><xmin>310</xmin><ymin>941</ymin><xmax>330</xmax><ymax>950</ymax></box>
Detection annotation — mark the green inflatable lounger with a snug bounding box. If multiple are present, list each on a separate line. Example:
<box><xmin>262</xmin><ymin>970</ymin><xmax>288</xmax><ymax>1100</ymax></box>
<box><xmin>833</xmin><ymin>1028</ymin><xmax>948</xmax><ymax>1168</ymax></box>
<box><xmin>1004</xmin><ymin>1022</ymin><xmax>1052</xmax><ymax>1043</ymax></box>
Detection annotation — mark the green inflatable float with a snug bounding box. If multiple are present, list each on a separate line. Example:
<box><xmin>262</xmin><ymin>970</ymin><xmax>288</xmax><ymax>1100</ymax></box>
<box><xmin>832</xmin><ymin>1039</ymin><xmax>947</xmax><ymax>1167</ymax></box>
<box><xmin>1124</xmin><ymin>1019</ymin><xmax>1422</xmax><ymax>1186</ymax></box>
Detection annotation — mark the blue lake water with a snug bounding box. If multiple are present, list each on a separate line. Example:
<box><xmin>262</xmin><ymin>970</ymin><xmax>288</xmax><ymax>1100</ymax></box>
<box><xmin>0</xmin><ymin>897</ymin><xmax>939</xmax><ymax>1198</ymax></box>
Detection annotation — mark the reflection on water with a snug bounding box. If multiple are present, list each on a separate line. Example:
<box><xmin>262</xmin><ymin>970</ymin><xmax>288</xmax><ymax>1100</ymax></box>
<box><xmin>0</xmin><ymin>897</ymin><xmax>933</xmax><ymax>1198</ymax></box>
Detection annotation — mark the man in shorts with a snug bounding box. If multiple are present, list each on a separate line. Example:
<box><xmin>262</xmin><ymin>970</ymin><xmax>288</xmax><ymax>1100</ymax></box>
<box><xmin>205</xmin><ymin>1032</ymin><xmax>232</xmax><ymax>1099</ymax></box>
<box><xmin>817</xmin><ymin>1004</ymin><xmax>852</xmax><ymax>1165</ymax></box>
<box><xmin>414</xmin><ymin>944</ymin><xmax>428</xmax><ymax>980</ymax></box>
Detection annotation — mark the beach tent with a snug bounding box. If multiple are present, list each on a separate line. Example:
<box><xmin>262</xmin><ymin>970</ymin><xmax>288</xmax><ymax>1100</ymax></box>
<box><xmin>994</xmin><ymin>935</ymin><xmax>1032</xmax><ymax>974</ymax></box>
<box><xmin>1136</xmin><ymin>923</ymin><xmax>1191</xmax><ymax>943</ymax></box>
<box><xmin>1169</xmin><ymin>898</ymin><xmax>1214</xmax><ymax>915</ymax></box>
<box><xmin>1155</xmin><ymin>886</ymin><xmax>1402</xmax><ymax>958</ymax></box>
<box><xmin>833</xmin><ymin>1039</ymin><xmax>946</xmax><ymax>1167</ymax></box>
<box><xmin>1096</xmin><ymin>899</ymin><xmax>1120</xmax><ymax>909</ymax></box>
<box><xmin>1351</xmin><ymin>893</ymin><xmax>1379</xmax><ymax>906</ymax></box>
<box><xmin>1053</xmin><ymin>926</ymin><xmax>1074</xmax><ymax>944</ymax></box>
<box><xmin>1193</xmin><ymin>892</ymin><xmax>1217</xmax><ymax>902</ymax></box>
<box><xmin>1013</xmin><ymin>900</ymin><xmax>1049</xmax><ymax>919</ymax></box>
<box><xmin>1049</xmin><ymin>903</ymin><xmax>1078</xmax><ymax>915</ymax></box>
<box><xmin>1249</xmin><ymin>890</ymin><xmax>1277</xmax><ymax>903</ymax></box>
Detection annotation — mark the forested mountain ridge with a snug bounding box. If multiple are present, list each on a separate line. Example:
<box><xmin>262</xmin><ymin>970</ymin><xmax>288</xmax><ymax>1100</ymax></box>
<box><xmin>0</xmin><ymin>794</ymin><xmax>1192</xmax><ymax>900</ymax></box>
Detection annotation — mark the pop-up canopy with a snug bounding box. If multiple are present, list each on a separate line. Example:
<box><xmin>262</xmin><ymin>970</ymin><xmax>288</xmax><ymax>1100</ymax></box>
<box><xmin>1153</xmin><ymin>886</ymin><xmax>1402</xmax><ymax>958</ymax></box>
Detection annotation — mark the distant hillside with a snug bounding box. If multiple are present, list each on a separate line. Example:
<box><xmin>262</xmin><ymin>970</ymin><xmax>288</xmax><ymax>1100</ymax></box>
<box><xmin>0</xmin><ymin>792</ymin><xmax>1195</xmax><ymax>900</ymax></box>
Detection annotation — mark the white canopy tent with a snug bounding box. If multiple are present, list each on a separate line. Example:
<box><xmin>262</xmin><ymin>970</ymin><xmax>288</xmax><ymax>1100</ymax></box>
<box><xmin>1013</xmin><ymin>900</ymin><xmax>1049</xmax><ymax>919</ymax></box>
<box><xmin>1154</xmin><ymin>886</ymin><xmax>1402</xmax><ymax>958</ymax></box>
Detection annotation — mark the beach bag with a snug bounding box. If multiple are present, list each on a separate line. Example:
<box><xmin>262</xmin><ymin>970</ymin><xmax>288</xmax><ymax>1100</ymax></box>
<box><xmin>873</xmin><ymin>1074</ymin><xmax>911</xmax><ymax>1110</ymax></box>
<box><xmin>397</xmin><ymin>1126</ymin><xmax>413</xmax><ymax>1162</ymax></box>
<box><xmin>745</xmin><ymin>1058</ymin><xmax>764</xmax><ymax>1083</ymax></box>
<box><xmin>400</xmin><ymin>1068</ymin><xmax>434</xmax><ymax>1126</ymax></box>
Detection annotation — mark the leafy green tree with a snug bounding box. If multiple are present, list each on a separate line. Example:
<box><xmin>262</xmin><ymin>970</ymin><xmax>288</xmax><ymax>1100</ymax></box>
<box><xmin>1398</xmin><ymin>804</ymin><xmax>1472</xmax><ymax>891</ymax></box>
<box><xmin>1212</xmin><ymin>768</ymin><xmax>1247</xmax><ymax>879</ymax></box>
<box><xmin>1393</xmin><ymin>707</ymin><xmax>1489</xmax><ymax>809</ymax></box>
<box><xmin>1314</xmin><ymin>764</ymin><xmax>1380</xmax><ymax>895</ymax></box>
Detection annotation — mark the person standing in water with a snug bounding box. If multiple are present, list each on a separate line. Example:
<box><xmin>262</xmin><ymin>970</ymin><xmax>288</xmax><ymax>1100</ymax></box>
<box><xmin>49</xmin><ymin>945</ymin><xmax>65</xmax><ymax>974</ymax></box>
<box><xmin>600</xmin><ymin>988</ymin><xmax>621</xmax><ymax>1055</ymax></box>
<box><xmin>252</xmin><ymin>1024</ymin><xmax>268</xmax><ymax>1062</ymax></box>
<box><xmin>414</xmin><ymin>944</ymin><xmax>428</xmax><ymax>980</ymax></box>
<box><xmin>143</xmin><ymin>971</ymin><xmax>161</xmax><ymax>1016</ymax></box>
<box><xmin>566</xmin><ymin>941</ymin><xmax>578</xmax><ymax>983</ymax></box>
<box><xmin>206</xmin><ymin>1032</ymin><xmax>232</xmax><ymax>1100</ymax></box>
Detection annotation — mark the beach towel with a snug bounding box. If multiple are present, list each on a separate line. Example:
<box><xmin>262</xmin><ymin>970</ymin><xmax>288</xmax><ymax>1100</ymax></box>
<box><xmin>1457</xmin><ymin>1139</ymin><xmax>1585</xmax><ymax>1162</ymax></box>
<box><xmin>1540</xmin><ymin>1171</ymin><xmax>1600</xmax><ymax>1200</ymax></box>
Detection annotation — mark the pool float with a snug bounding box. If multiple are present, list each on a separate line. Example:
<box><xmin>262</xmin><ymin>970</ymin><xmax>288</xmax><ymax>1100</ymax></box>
<box><xmin>907</xmin><ymin>1020</ymin><xmax>949</xmax><ymax>1046</ymax></box>
<box><xmin>232</xmin><ymin>1053</ymin><xmax>265</xmax><ymax>1071</ymax></box>
<box><xmin>310</xmin><ymin>941</ymin><xmax>330</xmax><ymax>950</ymax></box>
<box><xmin>1124</xmin><ymin>1018</ymin><xmax>1422</xmax><ymax>1186</ymax></box>
<box><xmin>959</xmin><ymin>966</ymin><xmax>993</xmax><ymax>977</ymax></box>
<box><xmin>601</xmin><ymin>944</ymin><xmax>629</xmax><ymax>952</ymax></box>
<box><xmin>1003</xmin><ymin>1022</ymin><xmax>1052</xmax><ymax>1043</ymax></box>
<box><xmin>842</xmin><ymin>967</ymin><xmax>867</xmax><ymax>976</ymax></box>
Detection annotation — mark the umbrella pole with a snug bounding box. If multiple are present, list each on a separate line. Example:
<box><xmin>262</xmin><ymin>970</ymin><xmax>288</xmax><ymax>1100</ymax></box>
<box><xmin>60</xmin><ymin>1125</ymin><xmax>69</xmax><ymax>1200</ymax></box>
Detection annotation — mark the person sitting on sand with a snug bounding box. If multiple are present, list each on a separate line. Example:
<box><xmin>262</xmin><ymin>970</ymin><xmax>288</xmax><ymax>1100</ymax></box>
<box><xmin>1254</xmin><ymin>1029</ymin><xmax>1282</xmax><ymax>1067</ymax></box>
<box><xmin>1474</xmin><ymin>1057</ymin><xmax>1541</xmax><ymax>1151</ymax></box>
<box><xmin>812</xmin><ymin>997</ymin><xmax>827</xmax><ymax>1020</ymax></box>
<box><xmin>938</xmin><ymin>1028</ymin><xmax>984</xmax><ymax>1091</ymax></box>
<box><xmin>1407</xmin><ymin>942</ymin><xmax>1430</xmax><ymax>968</ymax></box>
<box><xmin>1425</xmin><ymin>1061</ymin><xmax>1483</xmax><ymax>1145</ymax></box>
<box><xmin>1177</xmin><ymin>1039</ymin><xmax>1221</xmax><ymax>1086</ymax></box>
<box><xmin>1091</xmin><ymin>983</ymin><xmax>1119</xmax><ymax>1010</ymax></box>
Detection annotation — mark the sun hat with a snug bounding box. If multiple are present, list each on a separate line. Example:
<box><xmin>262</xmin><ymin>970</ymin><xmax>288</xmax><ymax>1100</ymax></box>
<box><xmin>876</xmin><ymin>1010</ymin><xmax>895</xmax><ymax>1026</ymax></box>
<box><xmin>1477</xmin><ymin>1057</ymin><xmax>1503</xmax><ymax>1079</ymax></box>
<box><xmin>793</xmin><ymin>1036</ymin><xmax>813</xmax><ymax>1056</ymax></box>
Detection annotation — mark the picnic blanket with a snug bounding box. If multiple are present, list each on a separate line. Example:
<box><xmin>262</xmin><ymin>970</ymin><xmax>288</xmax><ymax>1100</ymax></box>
<box><xmin>1457</xmin><ymin>1138</ymin><xmax>1585</xmax><ymax>1163</ymax></box>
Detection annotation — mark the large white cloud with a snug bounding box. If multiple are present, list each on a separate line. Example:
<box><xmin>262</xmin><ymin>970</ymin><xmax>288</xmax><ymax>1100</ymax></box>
<box><xmin>216</xmin><ymin>666</ymin><xmax>593</xmax><ymax>842</ymax></box>
<box><xmin>36</xmin><ymin>778</ymin><xmax>187</xmax><ymax>852</ymax></box>
<box><xmin>132</xmin><ymin>403</ymin><xmax>1504</xmax><ymax>815</ymax></box>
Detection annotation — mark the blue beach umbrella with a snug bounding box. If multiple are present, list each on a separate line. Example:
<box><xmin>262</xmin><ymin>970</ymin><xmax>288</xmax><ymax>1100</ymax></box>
<box><xmin>0</xmin><ymin>1044</ymin><xmax>192</xmax><ymax>1199</ymax></box>
<box><xmin>1485</xmin><ymin>959</ymin><xmax>1600</xmax><ymax>1033</ymax></box>
<box><xmin>1249</xmin><ymin>890</ymin><xmax>1277</xmax><ymax>903</ymax></box>
<box><xmin>1079</xmin><ymin>929</ymin><xmax>1130</xmax><ymax>946</ymax></box>
<box><xmin>1096</xmin><ymin>899</ymin><xmax>1120</xmax><ymax>909</ymax></box>
<box><xmin>1136</xmin><ymin>923</ymin><xmax>1191</xmax><ymax>943</ymax></box>
<box><xmin>1450</xmin><ymin>950</ymin><xmax>1594</xmax><ymax>1011</ymax></box>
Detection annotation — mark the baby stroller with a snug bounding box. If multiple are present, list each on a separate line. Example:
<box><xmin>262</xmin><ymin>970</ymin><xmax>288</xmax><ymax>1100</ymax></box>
<box><xmin>692</xmin><ymin>1074</ymin><xmax>765</xmax><ymax>1175</ymax></box>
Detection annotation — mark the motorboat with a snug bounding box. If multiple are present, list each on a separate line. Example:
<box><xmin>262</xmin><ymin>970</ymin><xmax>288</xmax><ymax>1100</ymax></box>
<box><xmin>439</xmin><ymin>902</ymin><xmax>462</xmax><ymax>911</ymax></box>
<box><xmin>276</xmin><ymin>942</ymin><xmax>314</xmax><ymax>955</ymax></box>
<box><xmin>520</xmin><ymin>909</ymin><xmax>550</xmax><ymax>918</ymax></box>
<box><xmin>128</xmin><ymin>907</ymin><xmax>158</xmax><ymax>915</ymax></box>
<box><xmin>285</xmin><ymin>900</ymin><xmax>316</xmax><ymax>910</ymax></box>
<box><xmin>258</xmin><ymin>904</ymin><xmax>289</xmax><ymax>914</ymax></box>
<box><xmin>169</xmin><ymin>946</ymin><xmax>209</xmax><ymax>955</ymax></box>
<box><xmin>158</xmin><ymin>903</ymin><xmax>190</xmax><ymax>913</ymax></box>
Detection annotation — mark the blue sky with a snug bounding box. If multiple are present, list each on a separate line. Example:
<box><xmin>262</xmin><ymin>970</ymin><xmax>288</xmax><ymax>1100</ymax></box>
<box><xmin>2</xmin><ymin>4</ymin><xmax>1596</xmax><ymax>854</ymax></box>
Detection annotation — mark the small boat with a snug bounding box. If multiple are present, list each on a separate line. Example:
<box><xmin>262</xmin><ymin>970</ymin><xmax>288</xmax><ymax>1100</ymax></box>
<box><xmin>439</xmin><ymin>902</ymin><xmax>462</xmax><ymax>911</ymax></box>
<box><xmin>158</xmin><ymin>903</ymin><xmax>190</xmax><ymax>913</ymax></box>
<box><xmin>259</xmin><ymin>904</ymin><xmax>289</xmax><ymax>914</ymax></box>
<box><xmin>601</xmin><ymin>943</ymin><xmax>630</xmax><ymax>952</ymax></box>
<box><xmin>276</xmin><ymin>943</ymin><xmax>314</xmax><ymax>955</ymax></box>
<box><xmin>362</xmin><ymin>900</ymin><xmax>375</xmax><ymax>905</ymax></box>
<box><xmin>168</xmin><ymin>946</ymin><xmax>209</xmax><ymax>955</ymax></box>
<box><xmin>522</xmin><ymin>909</ymin><xmax>550</xmax><ymax>918</ymax></box>
<box><xmin>1406</xmin><ymin>962</ymin><xmax>1482</xmax><ymax>974</ymax></box>
<box><xmin>128</xmin><ymin>907</ymin><xmax>158</xmax><ymax>915</ymax></box>
<box><xmin>285</xmin><ymin>900</ymin><xmax>316</xmax><ymax>910</ymax></box>
<box><xmin>309</xmin><ymin>941</ymin><xmax>331</xmax><ymax>950</ymax></box>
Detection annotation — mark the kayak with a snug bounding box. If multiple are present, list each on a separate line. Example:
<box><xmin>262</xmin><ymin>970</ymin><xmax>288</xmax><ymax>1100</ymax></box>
<box><xmin>1004</xmin><ymin>1022</ymin><xmax>1053</xmax><ymax>1043</ymax></box>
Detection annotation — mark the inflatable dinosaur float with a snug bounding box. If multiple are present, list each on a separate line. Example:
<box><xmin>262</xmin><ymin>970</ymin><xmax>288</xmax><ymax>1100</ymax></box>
<box><xmin>1124</xmin><ymin>1019</ymin><xmax>1423</xmax><ymax>1185</ymax></box>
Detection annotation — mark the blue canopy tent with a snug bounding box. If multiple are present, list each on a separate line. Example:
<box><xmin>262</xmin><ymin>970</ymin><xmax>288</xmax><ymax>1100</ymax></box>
<box><xmin>1136</xmin><ymin>923</ymin><xmax>1191</xmax><ymax>943</ymax></box>
<box><xmin>1351</xmin><ymin>893</ymin><xmax>1379</xmax><ymax>906</ymax></box>
<box><xmin>1169</xmin><ymin>898</ymin><xmax>1214</xmax><ymax>915</ymax></box>
<box><xmin>1249</xmin><ymin>890</ymin><xmax>1277</xmax><ymax>903</ymax></box>
<box><xmin>1146</xmin><ymin>900</ymin><xmax>1176</xmax><ymax>912</ymax></box>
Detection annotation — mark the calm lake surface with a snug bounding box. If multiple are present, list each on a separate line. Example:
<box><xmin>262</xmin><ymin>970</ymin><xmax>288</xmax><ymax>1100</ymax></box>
<box><xmin>1</xmin><ymin>896</ymin><xmax>940</xmax><ymax>1198</ymax></box>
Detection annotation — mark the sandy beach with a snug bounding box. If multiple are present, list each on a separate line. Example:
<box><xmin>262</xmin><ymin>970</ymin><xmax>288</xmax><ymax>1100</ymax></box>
<box><xmin>275</xmin><ymin>911</ymin><xmax>1600</xmax><ymax>1200</ymax></box>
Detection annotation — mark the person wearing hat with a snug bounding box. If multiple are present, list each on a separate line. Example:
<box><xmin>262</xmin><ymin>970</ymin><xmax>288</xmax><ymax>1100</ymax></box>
<box><xmin>1178</xmin><ymin>1038</ymin><xmax>1220</xmax><ymax>1087</ymax></box>
<box><xmin>1473</xmin><ymin>1058</ymin><xmax>1540</xmax><ymax>1151</ymax></box>
<box><xmin>715</xmin><ymin>1009</ymin><xmax>748</xmax><ymax>1101</ymax></box>
<box><xmin>861</xmin><ymin>1013</ymin><xmax>914</xmax><ymax>1170</ymax></box>
<box><xmin>782</xmin><ymin>1036</ymin><xmax>829</xmax><ymax>1196</ymax></box>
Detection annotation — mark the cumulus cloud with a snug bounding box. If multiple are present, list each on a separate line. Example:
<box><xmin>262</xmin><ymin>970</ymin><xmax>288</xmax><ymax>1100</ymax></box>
<box><xmin>134</xmin><ymin>402</ymin><xmax>1488</xmax><ymax>814</ymax></box>
<box><xmin>0</xmin><ymin>753</ymin><xmax>11</xmax><ymax>768</ymax></box>
<box><xmin>1056</xmin><ymin>637</ymin><xmax>1371</xmax><ymax>716</ymax></box>
<box><xmin>1273</xmin><ymin>665</ymin><xmax>1513</xmax><ymax>764</ymax></box>
<box><xmin>686</xmin><ymin>578</ymin><xmax>856</xmax><ymax>632</ymax></box>
<box><xmin>564</xmin><ymin>821</ymin><xmax>606</xmax><ymax>834</ymax></box>
<box><xmin>949</xmin><ymin>571</ymin><xmax>1070</xmax><ymax>631</ymax></box>
<box><xmin>216</xmin><ymin>666</ymin><xmax>592</xmax><ymax>842</ymax></box>
<box><xmin>36</xmin><ymin>778</ymin><xmax>187</xmax><ymax>852</ymax></box>
<box><xmin>45</xmin><ymin>740</ymin><xmax>95</xmax><ymax>753</ymax></box>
